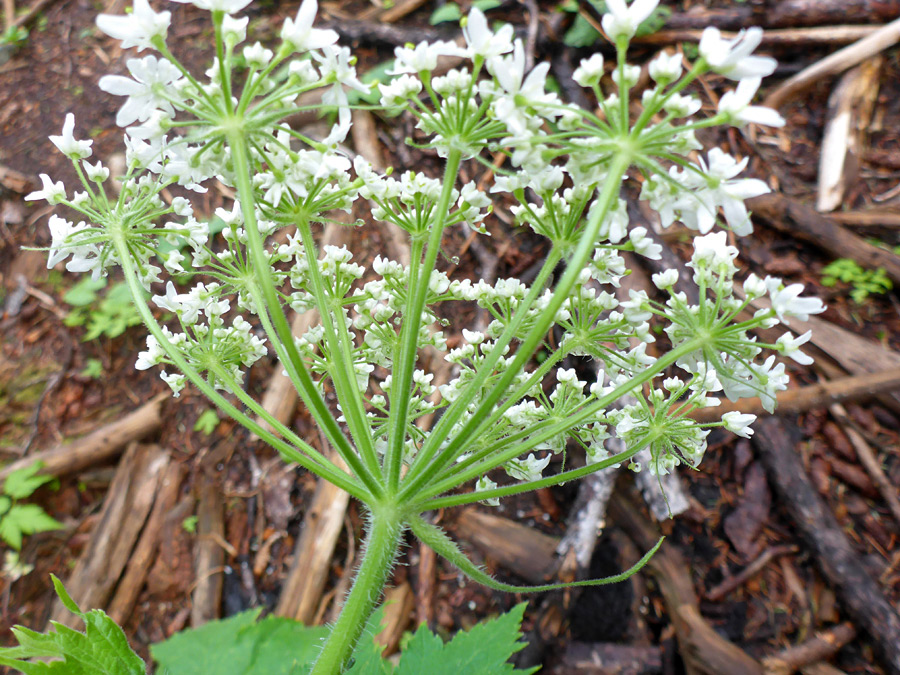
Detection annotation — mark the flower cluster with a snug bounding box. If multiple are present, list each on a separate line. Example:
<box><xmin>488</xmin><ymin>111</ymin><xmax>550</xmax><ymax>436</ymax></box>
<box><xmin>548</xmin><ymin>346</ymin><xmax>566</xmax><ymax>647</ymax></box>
<box><xmin>27</xmin><ymin>0</ymin><xmax>822</xmax><ymax>513</ymax></box>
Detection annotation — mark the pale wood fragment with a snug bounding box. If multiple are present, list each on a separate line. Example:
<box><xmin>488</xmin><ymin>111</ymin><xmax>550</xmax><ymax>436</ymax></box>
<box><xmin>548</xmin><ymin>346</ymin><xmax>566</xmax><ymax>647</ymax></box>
<box><xmin>49</xmin><ymin>443</ymin><xmax>169</xmax><ymax>626</ymax></box>
<box><xmin>816</xmin><ymin>58</ymin><xmax>881</xmax><ymax>212</ymax></box>
<box><xmin>0</xmin><ymin>393</ymin><xmax>166</xmax><ymax>482</ymax></box>
<box><xmin>374</xmin><ymin>582</ymin><xmax>415</xmax><ymax>656</ymax></box>
<box><xmin>107</xmin><ymin>460</ymin><xmax>184</xmax><ymax>625</ymax></box>
<box><xmin>764</xmin><ymin>17</ymin><xmax>900</xmax><ymax>110</ymax></box>
<box><xmin>191</xmin><ymin>475</ymin><xmax>225</xmax><ymax>627</ymax></box>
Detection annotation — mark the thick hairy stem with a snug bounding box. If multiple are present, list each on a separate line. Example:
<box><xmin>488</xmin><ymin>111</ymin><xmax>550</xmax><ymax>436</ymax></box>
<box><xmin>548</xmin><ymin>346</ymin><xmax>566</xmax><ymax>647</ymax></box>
<box><xmin>310</xmin><ymin>509</ymin><xmax>405</xmax><ymax>675</ymax></box>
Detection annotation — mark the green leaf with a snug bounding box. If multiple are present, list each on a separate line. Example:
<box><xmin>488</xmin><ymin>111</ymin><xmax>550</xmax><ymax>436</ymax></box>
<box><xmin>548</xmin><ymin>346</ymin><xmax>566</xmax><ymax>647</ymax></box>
<box><xmin>396</xmin><ymin>604</ymin><xmax>536</xmax><ymax>675</ymax></box>
<box><xmin>80</xmin><ymin>359</ymin><xmax>104</xmax><ymax>379</ymax></box>
<box><xmin>0</xmin><ymin>504</ymin><xmax>62</xmax><ymax>550</ymax></box>
<box><xmin>63</xmin><ymin>277</ymin><xmax>106</xmax><ymax>308</ymax></box>
<box><xmin>151</xmin><ymin>609</ymin><xmax>331</xmax><ymax>674</ymax></box>
<box><xmin>193</xmin><ymin>409</ymin><xmax>221</xmax><ymax>436</ymax></box>
<box><xmin>0</xmin><ymin>577</ymin><xmax>145</xmax><ymax>674</ymax></box>
<box><xmin>181</xmin><ymin>515</ymin><xmax>198</xmax><ymax>534</ymax></box>
<box><xmin>429</xmin><ymin>2</ymin><xmax>461</xmax><ymax>25</ymax></box>
<box><xmin>563</xmin><ymin>14</ymin><xmax>600</xmax><ymax>47</ymax></box>
<box><xmin>472</xmin><ymin>0</ymin><xmax>502</xmax><ymax>11</ymax></box>
<box><xmin>345</xmin><ymin>606</ymin><xmax>392</xmax><ymax>675</ymax></box>
<box><xmin>4</xmin><ymin>461</ymin><xmax>55</xmax><ymax>499</ymax></box>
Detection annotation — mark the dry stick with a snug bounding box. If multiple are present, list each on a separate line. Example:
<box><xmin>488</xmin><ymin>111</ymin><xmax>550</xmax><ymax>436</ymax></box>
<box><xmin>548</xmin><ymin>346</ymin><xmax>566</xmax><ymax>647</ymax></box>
<box><xmin>107</xmin><ymin>460</ymin><xmax>185</xmax><ymax>625</ymax></box>
<box><xmin>828</xmin><ymin>402</ymin><xmax>900</xmax><ymax>526</ymax></box>
<box><xmin>690</xmin><ymin>367</ymin><xmax>900</xmax><ymax>423</ymax></box>
<box><xmin>357</xmin><ymin>0</ymin><xmax>430</xmax><ymax>23</ymax></box>
<box><xmin>562</xmin><ymin>642</ymin><xmax>664</xmax><ymax>674</ymax></box>
<box><xmin>748</xmin><ymin>193</ymin><xmax>900</xmax><ymax>284</ymax></box>
<box><xmin>191</xmin><ymin>474</ymin><xmax>225</xmax><ymax>627</ymax></box>
<box><xmin>816</xmin><ymin>58</ymin><xmax>882</xmax><ymax>212</ymax></box>
<box><xmin>825</xmin><ymin>210</ymin><xmax>900</xmax><ymax>228</ymax></box>
<box><xmin>664</xmin><ymin>0</ymin><xmax>900</xmax><ymax>31</ymax></box>
<box><xmin>0</xmin><ymin>392</ymin><xmax>166</xmax><ymax>482</ymax></box>
<box><xmin>705</xmin><ymin>545</ymin><xmax>799</xmax><ymax>602</ymax></box>
<box><xmin>764</xmin><ymin>16</ymin><xmax>900</xmax><ymax>110</ymax></box>
<box><xmin>635</xmin><ymin>25</ymin><xmax>883</xmax><ymax>47</ymax></box>
<box><xmin>753</xmin><ymin>417</ymin><xmax>900</xmax><ymax>674</ymax></box>
<box><xmin>762</xmin><ymin>623</ymin><xmax>857</xmax><ymax>675</ymax></box>
<box><xmin>49</xmin><ymin>443</ymin><xmax>170</xmax><ymax>627</ymax></box>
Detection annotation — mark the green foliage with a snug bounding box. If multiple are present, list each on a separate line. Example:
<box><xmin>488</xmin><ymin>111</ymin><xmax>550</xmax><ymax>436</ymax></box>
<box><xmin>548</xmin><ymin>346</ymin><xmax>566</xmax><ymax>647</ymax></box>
<box><xmin>430</xmin><ymin>0</ymin><xmax>502</xmax><ymax>24</ymax></box>
<box><xmin>0</xmin><ymin>462</ymin><xmax>61</xmax><ymax>551</ymax></box>
<box><xmin>193</xmin><ymin>409</ymin><xmax>221</xmax><ymax>435</ymax></box>
<box><xmin>561</xmin><ymin>0</ymin><xmax>670</xmax><ymax>47</ymax></box>
<box><xmin>151</xmin><ymin>603</ymin><xmax>535</xmax><ymax>674</ymax></box>
<box><xmin>1</xmin><ymin>24</ymin><xmax>29</xmax><ymax>47</ymax></box>
<box><xmin>820</xmin><ymin>258</ymin><xmax>892</xmax><ymax>304</ymax></box>
<box><xmin>63</xmin><ymin>278</ymin><xmax>144</xmax><ymax>341</ymax></box>
<box><xmin>151</xmin><ymin>609</ymin><xmax>330</xmax><ymax>674</ymax></box>
<box><xmin>0</xmin><ymin>575</ymin><xmax>146</xmax><ymax>674</ymax></box>
<box><xmin>181</xmin><ymin>515</ymin><xmax>198</xmax><ymax>533</ymax></box>
<box><xmin>80</xmin><ymin>358</ymin><xmax>104</xmax><ymax>379</ymax></box>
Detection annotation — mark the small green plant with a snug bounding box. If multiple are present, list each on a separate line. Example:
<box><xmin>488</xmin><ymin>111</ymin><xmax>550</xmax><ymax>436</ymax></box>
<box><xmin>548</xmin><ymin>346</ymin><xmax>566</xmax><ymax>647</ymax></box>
<box><xmin>820</xmin><ymin>258</ymin><xmax>892</xmax><ymax>304</ymax></box>
<box><xmin>430</xmin><ymin>0</ymin><xmax>501</xmax><ymax>25</ymax></box>
<box><xmin>193</xmin><ymin>409</ymin><xmax>221</xmax><ymax>435</ymax></box>
<box><xmin>63</xmin><ymin>278</ymin><xmax>144</xmax><ymax>341</ymax></box>
<box><xmin>181</xmin><ymin>515</ymin><xmax>198</xmax><ymax>533</ymax></box>
<box><xmin>0</xmin><ymin>461</ymin><xmax>62</xmax><ymax>552</ymax></box>
<box><xmin>79</xmin><ymin>358</ymin><xmax>105</xmax><ymax>379</ymax></box>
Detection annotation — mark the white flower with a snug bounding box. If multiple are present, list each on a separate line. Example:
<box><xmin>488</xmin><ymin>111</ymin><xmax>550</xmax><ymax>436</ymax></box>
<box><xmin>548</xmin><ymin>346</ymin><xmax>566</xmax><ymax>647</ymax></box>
<box><xmin>463</xmin><ymin>7</ymin><xmax>514</xmax><ymax>59</ymax></box>
<box><xmin>25</xmin><ymin>174</ymin><xmax>66</xmax><ymax>204</ymax></box>
<box><xmin>629</xmin><ymin>226</ymin><xmax>662</xmax><ymax>260</ymax></box>
<box><xmin>169</xmin><ymin>0</ymin><xmax>252</xmax><ymax>13</ymax></box>
<box><xmin>573</xmin><ymin>53</ymin><xmax>604</xmax><ymax>87</ymax></box>
<box><xmin>475</xmin><ymin>476</ymin><xmax>499</xmax><ymax>506</ymax></box>
<box><xmin>765</xmin><ymin>277</ymin><xmax>826</xmax><ymax>324</ymax></box>
<box><xmin>652</xmin><ymin>268</ymin><xmax>678</xmax><ymax>289</ymax></box>
<box><xmin>701</xmin><ymin>147</ymin><xmax>772</xmax><ymax>234</ymax></box>
<box><xmin>601</xmin><ymin>0</ymin><xmax>659</xmax><ymax>42</ymax></box>
<box><xmin>663</xmin><ymin>92</ymin><xmax>701</xmax><ymax>117</ymax></box>
<box><xmin>718</xmin><ymin>78</ymin><xmax>785</xmax><ymax>128</ymax></box>
<box><xmin>743</xmin><ymin>273</ymin><xmax>766</xmax><ymax>299</ymax></box>
<box><xmin>776</xmin><ymin>330</ymin><xmax>814</xmax><ymax>365</ymax></box>
<box><xmin>648</xmin><ymin>51</ymin><xmax>682</xmax><ymax>83</ymax></box>
<box><xmin>243</xmin><ymin>42</ymin><xmax>274</xmax><ymax>69</ymax></box>
<box><xmin>281</xmin><ymin>0</ymin><xmax>338</xmax><ymax>52</ymax></box>
<box><xmin>222</xmin><ymin>15</ymin><xmax>249</xmax><ymax>44</ymax></box>
<box><xmin>98</xmin><ymin>55</ymin><xmax>182</xmax><ymax>127</ymax></box>
<box><xmin>96</xmin><ymin>0</ymin><xmax>170</xmax><ymax>52</ymax></box>
<box><xmin>85</xmin><ymin>161</ymin><xmax>110</xmax><ymax>182</ymax></box>
<box><xmin>722</xmin><ymin>411</ymin><xmax>756</xmax><ymax>438</ymax></box>
<box><xmin>50</xmin><ymin>114</ymin><xmax>93</xmax><ymax>159</ymax></box>
<box><xmin>506</xmin><ymin>453</ymin><xmax>551</xmax><ymax>482</ymax></box>
<box><xmin>390</xmin><ymin>40</ymin><xmax>462</xmax><ymax>74</ymax></box>
<box><xmin>160</xmin><ymin>371</ymin><xmax>186</xmax><ymax>397</ymax></box>
<box><xmin>699</xmin><ymin>27</ymin><xmax>776</xmax><ymax>81</ymax></box>
<box><xmin>689</xmin><ymin>231</ymin><xmax>738</xmax><ymax>272</ymax></box>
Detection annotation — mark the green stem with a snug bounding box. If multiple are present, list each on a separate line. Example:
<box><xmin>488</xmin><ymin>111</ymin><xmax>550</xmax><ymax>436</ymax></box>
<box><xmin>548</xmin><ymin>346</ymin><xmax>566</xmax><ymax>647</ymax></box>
<box><xmin>384</xmin><ymin>149</ymin><xmax>462</xmax><ymax>492</ymax></box>
<box><xmin>310</xmin><ymin>509</ymin><xmax>405</xmax><ymax>675</ymax></box>
<box><xmin>399</xmin><ymin>151</ymin><xmax>632</xmax><ymax>502</ymax></box>
<box><xmin>226</xmin><ymin>129</ymin><xmax>384</xmax><ymax>499</ymax></box>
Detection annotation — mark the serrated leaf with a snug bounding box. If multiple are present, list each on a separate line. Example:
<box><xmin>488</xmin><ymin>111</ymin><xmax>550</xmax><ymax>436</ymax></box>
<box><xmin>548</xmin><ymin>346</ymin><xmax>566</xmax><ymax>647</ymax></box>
<box><xmin>0</xmin><ymin>504</ymin><xmax>62</xmax><ymax>550</ymax></box>
<box><xmin>429</xmin><ymin>2</ymin><xmax>461</xmax><ymax>25</ymax></box>
<box><xmin>396</xmin><ymin>604</ymin><xmax>536</xmax><ymax>675</ymax></box>
<box><xmin>0</xmin><ymin>579</ymin><xmax>145</xmax><ymax>674</ymax></box>
<box><xmin>151</xmin><ymin>608</ymin><xmax>330</xmax><ymax>674</ymax></box>
<box><xmin>4</xmin><ymin>461</ymin><xmax>55</xmax><ymax>499</ymax></box>
<box><xmin>193</xmin><ymin>409</ymin><xmax>221</xmax><ymax>436</ymax></box>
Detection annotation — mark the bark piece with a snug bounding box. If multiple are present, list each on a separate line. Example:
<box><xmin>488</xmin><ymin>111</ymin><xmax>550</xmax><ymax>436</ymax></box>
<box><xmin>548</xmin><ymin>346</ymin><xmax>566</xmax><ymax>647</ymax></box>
<box><xmin>0</xmin><ymin>393</ymin><xmax>166</xmax><ymax>482</ymax></box>
<box><xmin>191</xmin><ymin>474</ymin><xmax>225</xmax><ymax>627</ymax></box>
<box><xmin>763</xmin><ymin>622</ymin><xmax>856</xmax><ymax>675</ymax></box>
<box><xmin>107</xmin><ymin>460</ymin><xmax>184</xmax><ymax>625</ymax></box>
<box><xmin>723</xmin><ymin>462</ymin><xmax>771</xmax><ymax>559</ymax></box>
<box><xmin>454</xmin><ymin>509</ymin><xmax>559</xmax><ymax>584</ymax></box>
<box><xmin>49</xmin><ymin>443</ymin><xmax>169</xmax><ymax>626</ymax></box>
<box><xmin>753</xmin><ymin>417</ymin><xmax>900</xmax><ymax>674</ymax></box>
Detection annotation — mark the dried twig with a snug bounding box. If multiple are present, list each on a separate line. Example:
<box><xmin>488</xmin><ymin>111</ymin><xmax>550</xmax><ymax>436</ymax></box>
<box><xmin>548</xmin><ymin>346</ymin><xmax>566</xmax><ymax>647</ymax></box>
<box><xmin>705</xmin><ymin>545</ymin><xmax>799</xmax><ymax>602</ymax></box>
<box><xmin>763</xmin><ymin>623</ymin><xmax>857</xmax><ymax>675</ymax></box>
<box><xmin>191</xmin><ymin>474</ymin><xmax>225</xmax><ymax>627</ymax></box>
<box><xmin>764</xmin><ymin>17</ymin><xmax>900</xmax><ymax>110</ymax></box>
